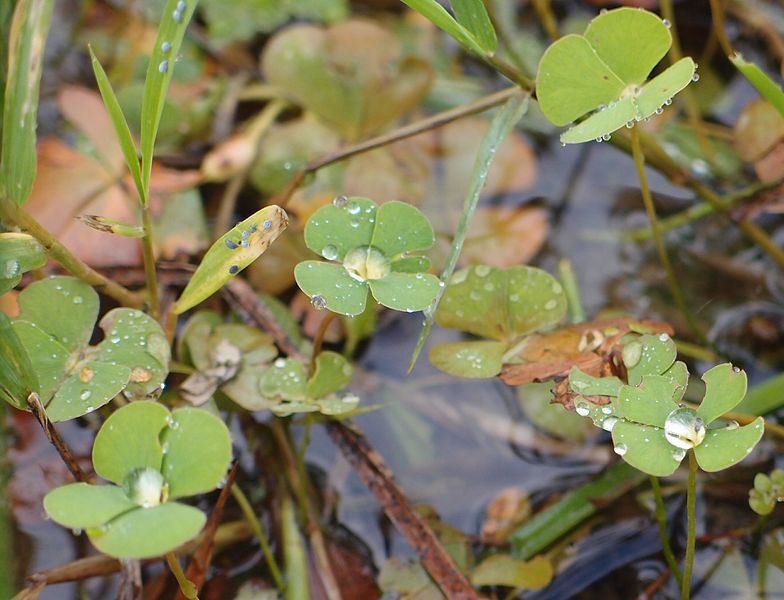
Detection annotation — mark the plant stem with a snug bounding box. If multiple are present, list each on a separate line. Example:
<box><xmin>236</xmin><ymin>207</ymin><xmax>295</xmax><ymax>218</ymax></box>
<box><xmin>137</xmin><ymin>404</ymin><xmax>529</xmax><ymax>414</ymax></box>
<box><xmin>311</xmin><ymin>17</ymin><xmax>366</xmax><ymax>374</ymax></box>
<box><xmin>165</xmin><ymin>552</ymin><xmax>199</xmax><ymax>600</ymax></box>
<box><xmin>26</xmin><ymin>393</ymin><xmax>91</xmax><ymax>483</ymax></box>
<box><xmin>0</xmin><ymin>200</ymin><xmax>143</xmax><ymax>308</ymax></box>
<box><xmin>660</xmin><ymin>0</ymin><xmax>715</xmax><ymax>162</ymax></box>
<box><xmin>708</xmin><ymin>0</ymin><xmax>736</xmax><ymax>58</ymax></box>
<box><xmin>212</xmin><ymin>100</ymin><xmax>288</xmax><ymax>239</ymax></box>
<box><xmin>531</xmin><ymin>0</ymin><xmax>559</xmax><ymax>41</ymax></box>
<box><xmin>557</xmin><ymin>258</ymin><xmax>585</xmax><ymax>324</ymax></box>
<box><xmin>230</xmin><ymin>485</ymin><xmax>284</xmax><ymax>590</ymax></box>
<box><xmin>310</xmin><ymin>311</ymin><xmax>336</xmax><ymax>372</ymax></box>
<box><xmin>140</xmin><ymin>204</ymin><xmax>160</xmax><ymax>320</ymax></box>
<box><xmin>274</xmin><ymin>86</ymin><xmax>524</xmax><ymax>207</ymax></box>
<box><xmin>629</xmin><ymin>125</ymin><xmax>704</xmax><ymax>342</ymax></box>
<box><xmin>649</xmin><ymin>476</ymin><xmax>683</xmax><ymax>587</ymax></box>
<box><xmin>682</xmin><ymin>450</ymin><xmax>698</xmax><ymax>600</ymax></box>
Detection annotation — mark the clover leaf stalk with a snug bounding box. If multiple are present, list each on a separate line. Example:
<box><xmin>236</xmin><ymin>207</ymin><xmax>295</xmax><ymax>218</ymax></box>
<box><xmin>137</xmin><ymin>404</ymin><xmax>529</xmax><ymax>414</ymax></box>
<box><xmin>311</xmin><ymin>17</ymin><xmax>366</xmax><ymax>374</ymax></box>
<box><xmin>629</xmin><ymin>124</ymin><xmax>703</xmax><ymax>343</ymax></box>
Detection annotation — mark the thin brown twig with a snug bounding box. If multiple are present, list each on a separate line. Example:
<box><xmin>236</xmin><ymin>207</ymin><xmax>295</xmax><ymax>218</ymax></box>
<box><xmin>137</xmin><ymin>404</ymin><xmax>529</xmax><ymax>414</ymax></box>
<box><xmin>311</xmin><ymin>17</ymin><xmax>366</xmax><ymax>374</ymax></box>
<box><xmin>26</xmin><ymin>393</ymin><xmax>91</xmax><ymax>483</ymax></box>
<box><xmin>272</xmin><ymin>86</ymin><xmax>522</xmax><ymax>208</ymax></box>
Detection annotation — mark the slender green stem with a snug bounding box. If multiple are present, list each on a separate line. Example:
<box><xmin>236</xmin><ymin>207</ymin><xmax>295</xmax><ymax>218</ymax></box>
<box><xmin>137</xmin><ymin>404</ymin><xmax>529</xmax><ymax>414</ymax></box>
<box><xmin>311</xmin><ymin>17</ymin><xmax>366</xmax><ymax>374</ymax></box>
<box><xmin>0</xmin><ymin>199</ymin><xmax>143</xmax><ymax>308</ymax></box>
<box><xmin>310</xmin><ymin>311</ymin><xmax>337</xmax><ymax>373</ymax></box>
<box><xmin>165</xmin><ymin>552</ymin><xmax>199</xmax><ymax>600</ymax></box>
<box><xmin>531</xmin><ymin>0</ymin><xmax>559</xmax><ymax>41</ymax></box>
<box><xmin>557</xmin><ymin>258</ymin><xmax>585</xmax><ymax>324</ymax></box>
<box><xmin>629</xmin><ymin>126</ymin><xmax>704</xmax><ymax>342</ymax></box>
<box><xmin>230</xmin><ymin>484</ymin><xmax>284</xmax><ymax>591</ymax></box>
<box><xmin>486</xmin><ymin>54</ymin><xmax>534</xmax><ymax>89</ymax></box>
<box><xmin>649</xmin><ymin>476</ymin><xmax>683</xmax><ymax>587</ymax></box>
<box><xmin>140</xmin><ymin>204</ymin><xmax>160</xmax><ymax>320</ymax></box>
<box><xmin>682</xmin><ymin>450</ymin><xmax>698</xmax><ymax>600</ymax></box>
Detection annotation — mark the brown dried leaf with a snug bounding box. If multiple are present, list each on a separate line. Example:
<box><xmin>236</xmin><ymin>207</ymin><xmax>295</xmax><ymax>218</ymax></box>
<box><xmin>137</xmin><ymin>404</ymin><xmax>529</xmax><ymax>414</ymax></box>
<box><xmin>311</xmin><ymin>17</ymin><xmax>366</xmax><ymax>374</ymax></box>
<box><xmin>460</xmin><ymin>205</ymin><xmax>548</xmax><ymax>267</ymax></box>
<box><xmin>499</xmin><ymin>317</ymin><xmax>673</xmax><ymax>388</ymax></box>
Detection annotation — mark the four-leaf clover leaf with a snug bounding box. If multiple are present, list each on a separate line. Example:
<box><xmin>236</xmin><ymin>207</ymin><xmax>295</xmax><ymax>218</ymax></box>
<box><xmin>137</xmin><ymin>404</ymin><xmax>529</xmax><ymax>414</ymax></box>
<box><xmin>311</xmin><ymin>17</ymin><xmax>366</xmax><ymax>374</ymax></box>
<box><xmin>294</xmin><ymin>196</ymin><xmax>441</xmax><ymax>316</ymax></box>
<box><xmin>570</xmin><ymin>334</ymin><xmax>764</xmax><ymax>476</ymax></box>
<box><xmin>537</xmin><ymin>7</ymin><xmax>696</xmax><ymax>144</ymax></box>
<box><xmin>43</xmin><ymin>401</ymin><xmax>232</xmax><ymax>558</ymax></box>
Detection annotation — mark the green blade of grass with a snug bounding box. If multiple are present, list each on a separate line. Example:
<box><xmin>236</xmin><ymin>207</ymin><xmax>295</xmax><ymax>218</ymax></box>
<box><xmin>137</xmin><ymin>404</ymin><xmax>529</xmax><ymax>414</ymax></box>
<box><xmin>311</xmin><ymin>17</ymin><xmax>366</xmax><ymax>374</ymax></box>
<box><xmin>408</xmin><ymin>91</ymin><xmax>528</xmax><ymax>371</ymax></box>
<box><xmin>510</xmin><ymin>462</ymin><xmax>647</xmax><ymax>560</ymax></box>
<box><xmin>451</xmin><ymin>0</ymin><xmax>497</xmax><ymax>53</ymax></box>
<box><xmin>139</xmin><ymin>0</ymin><xmax>198</xmax><ymax>204</ymax></box>
<box><xmin>0</xmin><ymin>1</ymin><xmax>14</xmax><ymax>127</ymax></box>
<box><xmin>730</xmin><ymin>53</ymin><xmax>784</xmax><ymax>117</ymax></box>
<box><xmin>0</xmin><ymin>0</ymin><xmax>53</xmax><ymax>205</ymax></box>
<box><xmin>88</xmin><ymin>47</ymin><xmax>144</xmax><ymax>202</ymax></box>
<box><xmin>281</xmin><ymin>495</ymin><xmax>308</xmax><ymax>600</ymax></box>
<box><xmin>400</xmin><ymin>0</ymin><xmax>487</xmax><ymax>57</ymax></box>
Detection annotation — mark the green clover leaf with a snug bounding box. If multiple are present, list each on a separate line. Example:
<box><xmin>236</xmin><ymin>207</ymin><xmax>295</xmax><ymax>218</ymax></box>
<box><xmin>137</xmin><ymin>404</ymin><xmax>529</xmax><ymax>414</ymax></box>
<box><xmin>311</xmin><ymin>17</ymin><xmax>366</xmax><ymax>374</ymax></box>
<box><xmin>10</xmin><ymin>276</ymin><xmax>170</xmax><ymax>421</ymax></box>
<box><xmin>177</xmin><ymin>311</ymin><xmax>279</xmax><ymax>410</ymax></box>
<box><xmin>294</xmin><ymin>197</ymin><xmax>441</xmax><ymax>316</ymax></box>
<box><xmin>536</xmin><ymin>7</ymin><xmax>696</xmax><ymax>144</ymax></box>
<box><xmin>569</xmin><ymin>336</ymin><xmax>764</xmax><ymax>476</ymax></box>
<box><xmin>43</xmin><ymin>401</ymin><xmax>232</xmax><ymax>559</ymax></box>
<box><xmin>429</xmin><ymin>265</ymin><xmax>567</xmax><ymax>378</ymax></box>
<box><xmin>258</xmin><ymin>351</ymin><xmax>358</xmax><ymax>416</ymax></box>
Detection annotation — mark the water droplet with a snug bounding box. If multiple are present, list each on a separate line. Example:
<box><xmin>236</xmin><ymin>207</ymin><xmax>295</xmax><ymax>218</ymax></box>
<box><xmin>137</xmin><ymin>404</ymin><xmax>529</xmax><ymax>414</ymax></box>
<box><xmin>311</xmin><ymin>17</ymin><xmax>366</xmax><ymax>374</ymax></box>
<box><xmin>626</xmin><ymin>120</ymin><xmax>634</xmax><ymax>129</ymax></box>
<box><xmin>4</xmin><ymin>259</ymin><xmax>19</xmax><ymax>277</ymax></box>
<box><xmin>474</xmin><ymin>264</ymin><xmax>491</xmax><ymax>277</ymax></box>
<box><xmin>176</xmin><ymin>0</ymin><xmax>186</xmax><ymax>10</ymax></box>
<box><xmin>110</xmin><ymin>336</ymin><xmax>121</xmax><ymax>344</ymax></box>
<box><xmin>241</xmin><ymin>239</ymin><xmax>249</xmax><ymax>248</ymax></box>
<box><xmin>602</xmin><ymin>133</ymin><xmax>611</xmax><ymax>141</ymax></box>
<box><xmin>274</xmin><ymin>358</ymin><xmax>286</xmax><ymax>368</ymax></box>
<box><xmin>241</xmin><ymin>229</ymin><xmax>250</xmax><ymax>239</ymax></box>
<box><xmin>664</xmin><ymin>97</ymin><xmax>673</xmax><ymax>105</ymax></box>
<box><xmin>601</xmin><ymin>406</ymin><xmax>612</xmax><ymax>415</ymax></box>
<box><xmin>311</xmin><ymin>295</ymin><xmax>327</xmax><ymax>310</ymax></box>
<box><xmin>691</xmin><ymin>73</ymin><xmax>700</xmax><ymax>82</ymax></box>
<box><xmin>225</xmin><ymin>239</ymin><xmax>238</xmax><ymax>250</ymax></box>
<box><xmin>161</xmin><ymin>41</ymin><xmax>172</xmax><ymax>53</ymax></box>
<box><xmin>602</xmin><ymin>416</ymin><xmax>618</xmax><ymax>432</ymax></box>
<box><xmin>658</xmin><ymin>333</ymin><xmax>670</xmax><ymax>342</ymax></box>
<box><xmin>350</xmin><ymin>219</ymin><xmax>360</xmax><ymax>228</ymax></box>
<box><xmin>544</xmin><ymin>299</ymin><xmax>558</xmax><ymax>310</ymax></box>
<box><xmin>333</xmin><ymin>195</ymin><xmax>348</xmax><ymax>207</ymax></box>
<box><xmin>732</xmin><ymin>366</ymin><xmax>741</xmax><ymax>373</ymax></box>
<box><xmin>664</xmin><ymin>407</ymin><xmax>706</xmax><ymax>449</ymax></box>
<box><xmin>613</xmin><ymin>443</ymin><xmax>628</xmax><ymax>456</ymax></box>
<box><xmin>158</xmin><ymin>60</ymin><xmax>169</xmax><ymax>73</ymax></box>
<box><xmin>263</xmin><ymin>220</ymin><xmax>272</xmax><ymax>230</ymax></box>
<box><xmin>726</xmin><ymin>420</ymin><xmax>740</xmax><ymax>430</ymax></box>
<box><xmin>229</xmin><ymin>265</ymin><xmax>239</xmax><ymax>275</ymax></box>
<box><xmin>575</xmin><ymin>400</ymin><xmax>590</xmax><ymax>417</ymax></box>
<box><xmin>172</xmin><ymin>8</ymin><xmax>183</xmax><ymax>21</ymax></box>
<box><xmin>671</xmin><ymin>448</ymin><xmax>686</xmax><ymax>462</ymax></box>
<box><xmin>622</xmin><ymin>341</ymin><xmax>642</xmax><ymax>368</ymax></box>
<box><xmin>662</xmin><ymin>18</ymin><xmax>671</xmax><ymax>28</ymax></box>
<box><xmin>80</xmin><ymin>390</ymin><xmax>91</xmax><ymax>400</ymax></box>
<box><xmin>347</xmin><ymin>201</ymin><xmax>361</xmax><ymax>215</ymax></box>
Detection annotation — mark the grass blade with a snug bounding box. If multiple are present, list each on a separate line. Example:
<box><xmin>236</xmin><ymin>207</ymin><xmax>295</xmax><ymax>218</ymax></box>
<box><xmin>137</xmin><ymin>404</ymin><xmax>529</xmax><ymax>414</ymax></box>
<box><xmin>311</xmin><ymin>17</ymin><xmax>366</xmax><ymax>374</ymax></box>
<box><xmin>730</xmin><ymin>52</ymin><xmax>784</xmax><ymax>117</ymax></box>
<box><xmin>0</xmin><ymin>311</ymin><xmax>38</xmax><ymax>411</ymax></box>
<box><xmin>88</xmin><ymin>47</ymin><xmax>144</xmax><ymax>202</ymax></box>
<box><xmin>451</xmin><ymin>0</ymin><xmax>497</xmax><ymax>53</ymax></box>
<box><xmin>400</xmin><ymin>0</ymin><xmax>486</xmax><ymax>57</ymax></box>
<box><xmin>510</xmin><ymin>462</ymin><xmax>646</xmax><ymax>560</ymax></box>
<box><xmin>409</xmin><ymin>91</ymin><xmax>528</xmax><ymax>370</ymax></box>
<box><xmin>0</xmin><ymin>0</ymin><xmax>53</xmax><ymax>205</ymax></box>
<box><xmin>139</xmin><ymin>0</ymin><xmax>198</xmax><ymax>204</ymax></box>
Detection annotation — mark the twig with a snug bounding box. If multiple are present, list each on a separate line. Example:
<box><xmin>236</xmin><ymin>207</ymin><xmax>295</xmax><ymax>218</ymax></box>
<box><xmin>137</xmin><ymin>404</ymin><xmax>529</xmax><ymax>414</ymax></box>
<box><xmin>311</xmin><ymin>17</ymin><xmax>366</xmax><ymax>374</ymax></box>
<box><xmin>273</xmin><ymin>86</ymin><xmax>523</xmax><ymax>207</ymax></box>
<box><xmin>26</xmin><ymin>393</ymin><xmax>91</xmax><ymax>483</ymax></box>
<box><xmin>176</xmin><ymin>462</ymin><xmax>241</xmax><ymax>599</ymax></box>
<box><xmin>0</xmin><ymin>200</ymin><xmax>143</xmax><ymax>308</ymax></box>
<box><xmin>326</xmin><ymin>422</ymin><xmax>480</xmax><ymax>599</ymax></box>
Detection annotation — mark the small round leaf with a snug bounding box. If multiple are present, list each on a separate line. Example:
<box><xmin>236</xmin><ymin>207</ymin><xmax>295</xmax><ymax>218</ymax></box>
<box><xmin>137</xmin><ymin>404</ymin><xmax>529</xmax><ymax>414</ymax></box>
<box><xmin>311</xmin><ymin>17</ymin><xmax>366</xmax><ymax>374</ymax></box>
<box><xmin>369</xmin><ymin>272</ymin><xmax>441</xmax><ymax>313</ymax></box>
<box><xmin>694</xmin><ymin>417</ymin><xmax>764</xmax><ymax>472</ymax></box>
<box><xmin>93</xmin><ymin>401</ymin><xmax>170</xmax><ymax>485</ymax></box>
<box><xmin>89</xmin><ymin>502</ymin><xmax>206</xmax><ymax>559</ymax></box>
<box><xmin>696</xmin><ymin>363</ymin><xmax>748</xmax><ymax>425</ymax></box>
<box><xmin>44</xmin><ymin>483</ymin><xmax>136</xmax><ymax>529</ymax></box>
<box><xmin>428</xmin><ymin>340</ymin><xmax>506</xmax><ymax>379</ymax></box>
<box><xmin>294</xmin><ymin>260</ymin><xmax>368</xmax><ymax>316</ymax></box>
<box><xmin>611</xmin><ymin>421</ymin><xmax>682</xmax><ymax>477</ymax></box>
<box><xmin>160</xmin><ymin>407</ymin><xmax>233</xmax><ymax>499</ymax></box>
